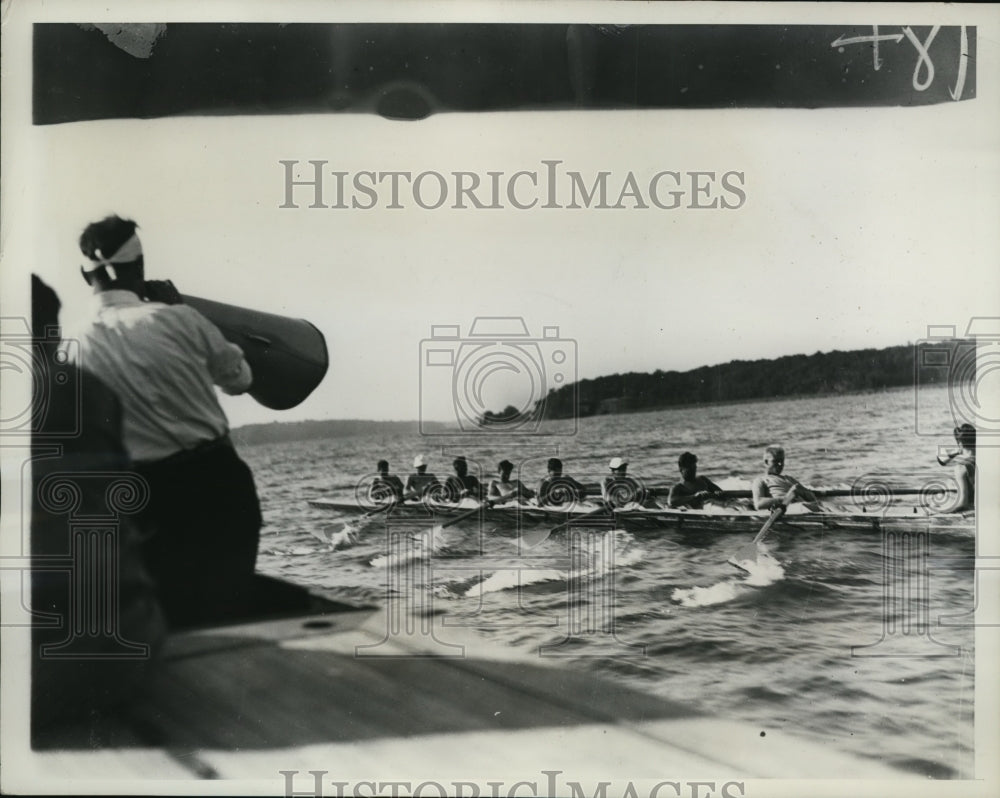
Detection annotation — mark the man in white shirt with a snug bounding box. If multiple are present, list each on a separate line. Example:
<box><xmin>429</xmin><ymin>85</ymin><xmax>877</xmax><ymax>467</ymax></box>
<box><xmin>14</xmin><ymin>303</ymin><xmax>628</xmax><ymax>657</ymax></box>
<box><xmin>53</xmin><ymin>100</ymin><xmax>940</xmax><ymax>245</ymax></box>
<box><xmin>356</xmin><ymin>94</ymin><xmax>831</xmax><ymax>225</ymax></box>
<box><xmin>66</xmin><ymin>214</ymin><xmax>260</xmax><ymax>627</ymax></box>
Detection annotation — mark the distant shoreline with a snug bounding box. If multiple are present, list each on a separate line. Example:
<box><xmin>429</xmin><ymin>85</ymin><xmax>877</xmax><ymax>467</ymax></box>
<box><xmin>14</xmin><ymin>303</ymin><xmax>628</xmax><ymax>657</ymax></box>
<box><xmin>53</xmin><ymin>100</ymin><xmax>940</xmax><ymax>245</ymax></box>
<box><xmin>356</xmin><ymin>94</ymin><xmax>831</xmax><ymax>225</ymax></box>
<box><xmin>566</xmin><ymin>383</ymin><xmax>920</xmax><ymax>417</ymax></box>
<box><xmin>232</xmin><ymin>383</ymin><xmax>936</xmax><ymax>447</ymax></box>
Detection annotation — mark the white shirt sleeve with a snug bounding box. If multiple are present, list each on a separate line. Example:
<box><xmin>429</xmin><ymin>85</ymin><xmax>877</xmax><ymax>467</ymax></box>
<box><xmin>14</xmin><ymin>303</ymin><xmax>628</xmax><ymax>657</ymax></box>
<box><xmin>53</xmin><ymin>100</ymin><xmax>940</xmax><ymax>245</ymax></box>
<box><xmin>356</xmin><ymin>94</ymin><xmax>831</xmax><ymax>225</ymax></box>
<box><xmin>179</xmin><ymin>305</ymin><xmax>253</xmax><ymax>395</ymax></box>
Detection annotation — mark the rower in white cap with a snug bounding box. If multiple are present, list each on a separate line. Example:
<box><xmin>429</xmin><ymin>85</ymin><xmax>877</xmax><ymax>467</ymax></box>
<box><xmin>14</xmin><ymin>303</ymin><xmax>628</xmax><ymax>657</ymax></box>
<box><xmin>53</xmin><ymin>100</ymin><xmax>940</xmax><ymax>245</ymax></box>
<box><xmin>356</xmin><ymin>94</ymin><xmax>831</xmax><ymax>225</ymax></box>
<box><xmin>601</xmin><ymin>456</ymin><xmax>655</xmax><ymax>508</ymax></box>
<box><xmin>404</xmin><ymin>454</ymin><xmax>440</xmax><ymax>500</ymax></box>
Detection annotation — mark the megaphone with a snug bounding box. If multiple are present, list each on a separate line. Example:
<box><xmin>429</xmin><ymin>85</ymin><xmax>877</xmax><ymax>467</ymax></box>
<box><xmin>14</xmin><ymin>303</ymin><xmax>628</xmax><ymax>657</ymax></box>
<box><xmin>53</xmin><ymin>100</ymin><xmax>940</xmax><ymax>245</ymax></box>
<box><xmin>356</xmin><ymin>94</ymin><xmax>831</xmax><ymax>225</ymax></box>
<box><xmin>181</xmin><ymin>294</ymin><xmax>328</xmax><ymax>411</ymax></box>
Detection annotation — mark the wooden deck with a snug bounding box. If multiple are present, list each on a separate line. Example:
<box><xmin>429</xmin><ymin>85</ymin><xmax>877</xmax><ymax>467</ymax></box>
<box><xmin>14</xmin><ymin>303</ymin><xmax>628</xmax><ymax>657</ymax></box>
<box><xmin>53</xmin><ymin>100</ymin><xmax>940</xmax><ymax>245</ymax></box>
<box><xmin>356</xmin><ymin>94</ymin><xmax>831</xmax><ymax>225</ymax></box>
<box><xmin>23</xmin><ymin>598</ymin><xmax>911</xmax><ymax>790</ymax></box>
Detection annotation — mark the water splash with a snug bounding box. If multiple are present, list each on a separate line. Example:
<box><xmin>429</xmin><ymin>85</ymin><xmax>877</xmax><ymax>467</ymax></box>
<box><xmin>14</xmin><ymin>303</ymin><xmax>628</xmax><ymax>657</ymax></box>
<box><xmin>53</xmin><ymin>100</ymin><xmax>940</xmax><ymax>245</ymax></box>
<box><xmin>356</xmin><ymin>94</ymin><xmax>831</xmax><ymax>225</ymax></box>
<box><xmin>740</xmin><ymin>550</ymin><xmax>786</xmax><ymax>586</ymax></box>
<box><xmin>307</xmin><ymin>521</ymin><xmax>359</xmax><ymax>550</ymax></box>
<box><xmin>673</xmin><ymin>550</ymin><xmax>786</xmax><ymax>607</ymax></box>
<box><xmin>327</xmin><ymin>527</ymin><xmax>359</xmax><ymax>550</ymax></box>
<box><xmin>465</xmin><ymin>568</ymin><xmax>566</xmax><ymax>596</ymax></box>
<box><xmin>370</xmin><ymin>528</ymin><xmax>452</xmax><ymax>568</ymax></box>
<box><xmin>465</xmin><ymin>529</ymin><xmax>644</xmax><ymax>596</ymax></box>
<box><xmin>672</xmin><ymin>582</ymin><xmax>742</xmax><ymax>607</ymax></box>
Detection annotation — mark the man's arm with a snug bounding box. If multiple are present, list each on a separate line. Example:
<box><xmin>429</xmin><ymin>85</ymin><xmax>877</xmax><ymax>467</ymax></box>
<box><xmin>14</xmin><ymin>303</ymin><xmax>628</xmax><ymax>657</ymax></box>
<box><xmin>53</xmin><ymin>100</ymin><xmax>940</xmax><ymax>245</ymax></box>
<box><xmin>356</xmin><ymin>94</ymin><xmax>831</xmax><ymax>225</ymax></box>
<box><xmin>443</xmin><ymin>476</ymin><xmax>463</xmax><ymax>502</ymax></box>
<box><xmin>183</xmin><ymin>306</ymin><xmax>253</xmax><ymax>395</ymax></box>
<box><xmin>950</xmin><ymin>462</ymin><xmax>974</xmax><ymax>513</ymax></box>
<box><xmin>704</xmin><ymin>477</ymin><xmax>723</xmax><ymax>493</ymax></box>
<box><xmin>470</xmin><ymin>476</ymin><xmax>486</xmax><ymax>501</ymax></box>
<box><xmin>752</xmin><ymin>477</ymin><xmax>783</xmax><ymax>510</ymax></box>
<box><xmin>488</xmin><ymin>480</ymin><xmax>508</xmax><ymax>502</ymax></box>
<box><xmin>785</xmin><ymin>479</ymin><xmax>816</xmax><ymax>504</ymax></box>
<box><xmin>668</xmin><ymin>483</ymin><xmax>694</xmax><ymax>508</ymax></box>
<box><xmin>600</xmin><ymin>477</ymin><xmax>612</xmax><ymax>502</ymax></box>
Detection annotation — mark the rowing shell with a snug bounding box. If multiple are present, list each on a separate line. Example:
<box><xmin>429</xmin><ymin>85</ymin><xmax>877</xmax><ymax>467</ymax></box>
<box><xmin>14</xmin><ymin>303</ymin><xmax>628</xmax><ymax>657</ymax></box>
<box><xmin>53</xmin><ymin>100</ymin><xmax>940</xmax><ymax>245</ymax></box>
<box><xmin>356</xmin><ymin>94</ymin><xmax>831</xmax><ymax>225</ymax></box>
<box><xmin>306</xmin><ymin>498</ymin><xmax>975</xmax><ymax>535</ymax></box>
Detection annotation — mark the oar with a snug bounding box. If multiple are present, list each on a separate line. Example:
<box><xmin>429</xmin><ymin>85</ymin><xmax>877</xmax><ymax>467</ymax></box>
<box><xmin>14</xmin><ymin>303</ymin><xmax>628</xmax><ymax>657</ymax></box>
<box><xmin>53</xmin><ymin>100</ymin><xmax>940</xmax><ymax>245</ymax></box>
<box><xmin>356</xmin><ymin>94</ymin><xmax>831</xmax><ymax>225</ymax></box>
<box><xmin>581</xmin><ymin>482</ymin><xmax>672</xmax><ymax>497</ymax></box>
<box><xmin>729</xmin><ymin>505</ymin><xmax>787</xmax><ymax>568</ymax></box>
<box><xmin>937</xmin><ymin>450</ymin><xmax>959</xmax><ymax>467</ymax></box>
<box><xmin>665</xmin><ymin>487</ymin><xmax>946</xmax><ymax>501</ymax></box>
<box><xmin>319</xmin><ymin>484</ymin><xmax>435</xmax><ymax>542</ymax></box>
<box><xmin>521</xmin><ymin>502</ymin><xmax>612</xmax><ymax>548</ymax></box>
<box><xmin>431</xmin><ymin>499</ymin><xmax>496</xmax><ymax>537</ymax></box>
<box><xmin>321</xmin><ymin>500</ymin><xmax>397</xmax><ymax>543</ymax></box>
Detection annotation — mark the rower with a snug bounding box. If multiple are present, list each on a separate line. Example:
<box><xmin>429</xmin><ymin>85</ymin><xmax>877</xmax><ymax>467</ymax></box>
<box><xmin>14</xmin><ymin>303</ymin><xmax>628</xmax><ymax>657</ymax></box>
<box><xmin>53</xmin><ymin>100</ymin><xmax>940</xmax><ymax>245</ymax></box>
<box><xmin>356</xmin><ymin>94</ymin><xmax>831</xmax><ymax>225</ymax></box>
<box><xmin>488</xmin><ymin>460</ymin><xmax>536</xmax><ymax>505</ymax></box>
<box><xmin>938</xmin><ymin>424</ymin><xmax>975</xmax><ymax>513</ymax></box>
<box><xmin>370</xmin><ymin>460</ymin><xmax>405</xmax><ymax>503</ymax></box>
<box><xmin>602</xmin><ymin>457</ymin><xmax>656</xmax><ymax>509</ymax></box>
<box><xmin>536</xmin><ymin>457</ymin><xmax>588</xmax><ymax>506</ymax></box>
<box><xmin>404</xmin><ymin>454</ymin><xmax>440</xmax><ymax>499</ymax></box>
<box><xmin>445</xmin><ymin>456</ymin><xmax>485</xmax><ymax>502</ymax></box>
<box><xmin>751</xmin><ymin>445</ymin><xmax>818</xmax><ymax>510</ymax></box>
<box><xmin>667</xmin><ymin>452</ymin><xmax>723</xmax><ymax>509</ymax></box>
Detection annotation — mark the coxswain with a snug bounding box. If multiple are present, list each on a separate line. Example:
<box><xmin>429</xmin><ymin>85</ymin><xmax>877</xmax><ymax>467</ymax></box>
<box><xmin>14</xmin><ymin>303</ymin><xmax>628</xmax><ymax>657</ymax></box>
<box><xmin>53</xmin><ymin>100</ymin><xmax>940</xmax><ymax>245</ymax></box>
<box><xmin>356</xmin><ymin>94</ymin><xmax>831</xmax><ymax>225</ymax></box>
<box><xmin>938</xmin><ymin>424</ymin><xmax>976</xmax><ymax>513</ymax></box>
<box><xmin>64</xmin><ymin>214</ymin><xmax>259</xmax><ymax>627</ymax></box>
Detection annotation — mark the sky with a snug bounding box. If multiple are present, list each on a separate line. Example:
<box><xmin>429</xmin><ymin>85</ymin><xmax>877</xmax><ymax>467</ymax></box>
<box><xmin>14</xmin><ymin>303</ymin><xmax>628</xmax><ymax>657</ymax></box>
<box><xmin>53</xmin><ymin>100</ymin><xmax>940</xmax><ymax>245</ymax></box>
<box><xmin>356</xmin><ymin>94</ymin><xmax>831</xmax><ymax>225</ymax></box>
<box><xmin>6</xmin><ymin>11</ymin><xmax>1000</xmax><ymax>434</ymax></box>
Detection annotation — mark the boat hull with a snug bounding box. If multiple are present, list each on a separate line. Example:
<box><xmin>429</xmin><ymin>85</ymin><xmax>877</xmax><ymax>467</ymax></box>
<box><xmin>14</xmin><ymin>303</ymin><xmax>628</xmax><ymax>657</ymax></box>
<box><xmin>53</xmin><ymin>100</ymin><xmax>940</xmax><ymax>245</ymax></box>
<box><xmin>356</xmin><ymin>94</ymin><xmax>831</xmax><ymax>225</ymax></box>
<box><xmin>306</xmin><ymin>498</ymin><xmax>975</xmax><ymax>535</ymax></box>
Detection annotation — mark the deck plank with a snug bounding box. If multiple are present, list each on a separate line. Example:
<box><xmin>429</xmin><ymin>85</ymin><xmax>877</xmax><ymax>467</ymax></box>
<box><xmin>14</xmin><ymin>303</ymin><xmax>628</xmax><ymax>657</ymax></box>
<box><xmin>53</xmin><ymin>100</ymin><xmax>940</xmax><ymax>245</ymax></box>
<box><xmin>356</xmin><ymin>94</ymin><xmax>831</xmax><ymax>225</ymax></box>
<box><xmin>29</xmin><ymin>605</ymin><xmax>910</xmax><ymax>783</ymax></box>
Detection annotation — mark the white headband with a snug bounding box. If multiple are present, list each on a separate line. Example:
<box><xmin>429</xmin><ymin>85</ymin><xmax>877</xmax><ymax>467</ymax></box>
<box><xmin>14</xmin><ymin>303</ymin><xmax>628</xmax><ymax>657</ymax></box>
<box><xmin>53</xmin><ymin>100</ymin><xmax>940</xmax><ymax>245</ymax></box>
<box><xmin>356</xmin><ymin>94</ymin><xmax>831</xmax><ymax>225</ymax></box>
<box><xmin>82</xmin><ymin>232</ymin><xmax>143</xmax><ymax>272</ymax></box>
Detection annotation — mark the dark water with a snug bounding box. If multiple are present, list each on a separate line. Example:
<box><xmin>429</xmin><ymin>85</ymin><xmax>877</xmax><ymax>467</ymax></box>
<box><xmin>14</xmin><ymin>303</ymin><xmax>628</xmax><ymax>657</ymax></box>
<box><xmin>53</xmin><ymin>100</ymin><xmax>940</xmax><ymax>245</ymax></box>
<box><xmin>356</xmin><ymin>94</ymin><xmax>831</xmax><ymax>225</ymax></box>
<box><xmin>242</xmin><ymin>385</ymin><xmax>974</xmax><ymax>778</ymax></box>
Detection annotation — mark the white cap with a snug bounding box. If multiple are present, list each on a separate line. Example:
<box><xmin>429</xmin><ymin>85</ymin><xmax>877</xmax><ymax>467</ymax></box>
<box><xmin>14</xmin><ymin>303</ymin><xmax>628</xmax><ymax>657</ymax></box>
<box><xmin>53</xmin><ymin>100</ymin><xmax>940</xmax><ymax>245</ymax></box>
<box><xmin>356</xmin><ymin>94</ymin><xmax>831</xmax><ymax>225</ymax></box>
<box><xmin>608</xmin><ymin>457</ymin><xmax>628</xmax><ymax>469</ymax></box>
<box><xmin>413</xmin><ymin>454</ymin><xmax>427</xmax><ymax>467</ymax></box>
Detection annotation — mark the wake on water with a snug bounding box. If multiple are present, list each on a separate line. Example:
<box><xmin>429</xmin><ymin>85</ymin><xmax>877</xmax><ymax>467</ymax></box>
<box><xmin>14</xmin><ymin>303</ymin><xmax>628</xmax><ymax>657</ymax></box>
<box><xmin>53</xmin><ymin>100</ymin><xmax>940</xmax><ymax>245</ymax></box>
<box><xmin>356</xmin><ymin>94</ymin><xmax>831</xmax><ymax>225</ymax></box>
<box><xmin>464</xmin><ymin>529</ymin><xmax>645</xmax><ymax>597</ymax></box>
<box><xmin>369</xmin><ymin>527</ymin><xmax>455</xmax><ymax>568</ymax></box>
<box><xmin>671</xmin><ymin>548</ymin><xmax>786</xmax><ymax>608</ymax></box>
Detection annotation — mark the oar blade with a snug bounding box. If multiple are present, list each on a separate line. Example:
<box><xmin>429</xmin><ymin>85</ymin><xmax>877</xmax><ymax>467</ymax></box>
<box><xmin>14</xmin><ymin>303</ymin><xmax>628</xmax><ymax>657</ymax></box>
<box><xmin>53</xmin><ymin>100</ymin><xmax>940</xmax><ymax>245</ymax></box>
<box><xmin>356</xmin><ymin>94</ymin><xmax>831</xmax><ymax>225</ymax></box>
<box><xmin>323</xmin><ymin>522</ymin><xmax>360</xmax><ymax>549</ymax></box>
<box><xmin>520</xmin><ymin>503</ymin><xmax>610</xmax><ymax>549</ymax></box>
<box><xmin>520</xmin><ymin>526</ymin><xmax>552</xmax><ymax>549</ymax></box>
<box><xmin>728</xmin><ymin>542</ymin><xmax>760</xmax><ymax>571</ymax></box>
<box><xmin>728</xmin><ymin>506</ymin><xmax>784</xmax><ymax>571</ymax></box>
<box><xmin>314</xmin><ymin>521</ymin><xmax>347</xmax><ymax>542</ymax></box>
